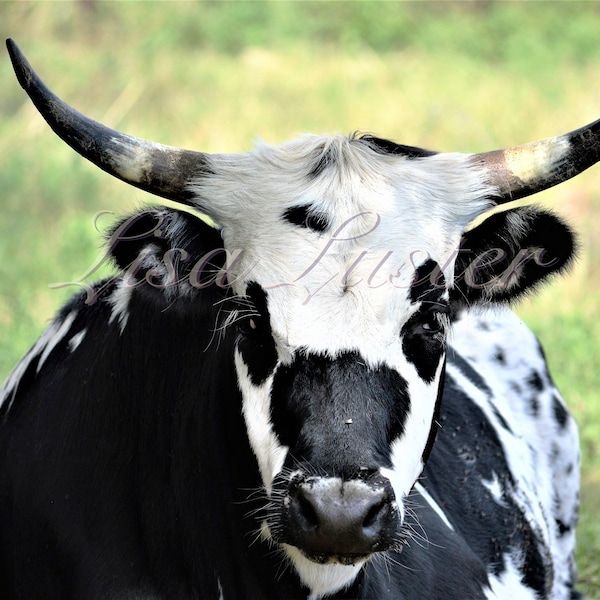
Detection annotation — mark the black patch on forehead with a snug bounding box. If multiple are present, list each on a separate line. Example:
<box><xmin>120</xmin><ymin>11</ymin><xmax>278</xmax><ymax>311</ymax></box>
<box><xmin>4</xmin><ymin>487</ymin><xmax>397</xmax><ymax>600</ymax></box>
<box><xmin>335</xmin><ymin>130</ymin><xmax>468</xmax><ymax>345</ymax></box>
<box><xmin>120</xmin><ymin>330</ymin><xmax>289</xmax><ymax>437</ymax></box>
<box><xmin>357</xmin><ymin>135</ymin><xmax>438</xmax><ymax>159</ymax></box>
<box><xmin>236</xmin><ymin>282</ymin><xmax>278</xmax><ymax>385</ymax></box>
<box><xmin>270</xmin><ymin>351</ymin><xmax>410</xmax><ymax>475</ymax></box>
<box><xmin>282</xmin><ymin>205</ymin><xmax>329</xmax><ymax>233</ymax></box>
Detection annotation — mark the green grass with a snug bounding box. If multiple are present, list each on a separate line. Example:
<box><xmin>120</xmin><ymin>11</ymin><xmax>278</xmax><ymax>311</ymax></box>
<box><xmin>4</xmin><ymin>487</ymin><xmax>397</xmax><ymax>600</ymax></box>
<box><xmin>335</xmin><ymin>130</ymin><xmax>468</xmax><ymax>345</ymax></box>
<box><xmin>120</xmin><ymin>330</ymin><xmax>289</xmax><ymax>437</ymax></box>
<box><xmin>1</xmin><ymin>1</ymin><xmax>599</xmax><ymax>595</ymax></box>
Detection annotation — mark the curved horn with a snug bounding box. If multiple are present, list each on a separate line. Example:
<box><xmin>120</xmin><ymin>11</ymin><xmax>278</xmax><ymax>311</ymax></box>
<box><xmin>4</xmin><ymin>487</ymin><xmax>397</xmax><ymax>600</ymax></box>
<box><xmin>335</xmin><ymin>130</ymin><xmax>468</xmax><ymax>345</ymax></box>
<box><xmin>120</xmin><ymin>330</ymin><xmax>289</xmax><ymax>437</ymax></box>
<box><xmin>6</xmin><ymin>38</ymin><xmax>210</xmax><ymax>205</ymax></box>
<box><xmin>473</xmin><ymin>118</ymin><xmax>600</xmax><ymax>204</ymax></box>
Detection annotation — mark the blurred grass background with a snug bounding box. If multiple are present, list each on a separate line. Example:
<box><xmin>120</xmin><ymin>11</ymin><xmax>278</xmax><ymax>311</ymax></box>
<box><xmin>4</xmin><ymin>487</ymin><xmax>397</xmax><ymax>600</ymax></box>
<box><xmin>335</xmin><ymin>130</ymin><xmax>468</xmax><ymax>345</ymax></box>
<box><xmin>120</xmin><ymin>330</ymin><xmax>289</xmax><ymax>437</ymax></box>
<box><xmin>0</xmin><ymin>0</ymin><xmax>598</xmax><ymax>595</ymax></box>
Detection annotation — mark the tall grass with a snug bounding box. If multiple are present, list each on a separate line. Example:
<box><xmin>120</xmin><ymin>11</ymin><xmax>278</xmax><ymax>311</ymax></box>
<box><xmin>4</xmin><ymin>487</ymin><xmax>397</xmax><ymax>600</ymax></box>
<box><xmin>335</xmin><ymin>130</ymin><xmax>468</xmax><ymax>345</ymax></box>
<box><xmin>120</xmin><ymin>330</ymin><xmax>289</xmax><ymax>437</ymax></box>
<box><xmin>1</xmin><ymin>1</ymin><xmax>599</xmax><ymax>595</ymax></box>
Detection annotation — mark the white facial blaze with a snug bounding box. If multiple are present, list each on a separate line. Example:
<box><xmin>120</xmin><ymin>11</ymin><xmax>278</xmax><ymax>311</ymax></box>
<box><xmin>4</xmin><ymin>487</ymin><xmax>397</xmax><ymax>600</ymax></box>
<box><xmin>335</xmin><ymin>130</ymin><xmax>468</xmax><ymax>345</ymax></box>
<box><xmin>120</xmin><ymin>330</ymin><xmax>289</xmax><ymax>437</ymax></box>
<box><xmin>381</xmin><ymin>356</ymin><xmax>445</xmax><ymax>514</ymax></box>
<box><xmin>235</xmin><ymin>350</ymin><xmax>288</xmax><ymax>494</ymax></box>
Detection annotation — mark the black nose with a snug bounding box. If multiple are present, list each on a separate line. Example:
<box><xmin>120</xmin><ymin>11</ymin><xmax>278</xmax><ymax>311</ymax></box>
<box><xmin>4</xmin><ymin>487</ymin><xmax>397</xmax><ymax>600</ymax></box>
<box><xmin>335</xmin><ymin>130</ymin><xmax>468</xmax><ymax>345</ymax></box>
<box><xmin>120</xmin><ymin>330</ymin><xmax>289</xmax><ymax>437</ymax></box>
<box><xmin>284</xmin><ymin>478</ymin><xmax>397</xmax><ymax>557</ymax></box>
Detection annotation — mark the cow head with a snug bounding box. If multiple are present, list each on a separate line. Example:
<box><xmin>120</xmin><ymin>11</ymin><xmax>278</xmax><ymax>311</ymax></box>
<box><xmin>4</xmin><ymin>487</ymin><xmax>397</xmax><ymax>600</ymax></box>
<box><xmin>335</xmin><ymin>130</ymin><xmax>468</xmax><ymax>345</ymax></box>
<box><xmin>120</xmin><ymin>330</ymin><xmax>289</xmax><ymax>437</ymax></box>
<box><xmin>8</xmin><ymin>39</ymin><xmax>598</xmax><ymax>597</ymax></box>
<box><xmin>185</xmin><ymin>141</ymin><xmax>577</xmax><ymax>594</ymax></box>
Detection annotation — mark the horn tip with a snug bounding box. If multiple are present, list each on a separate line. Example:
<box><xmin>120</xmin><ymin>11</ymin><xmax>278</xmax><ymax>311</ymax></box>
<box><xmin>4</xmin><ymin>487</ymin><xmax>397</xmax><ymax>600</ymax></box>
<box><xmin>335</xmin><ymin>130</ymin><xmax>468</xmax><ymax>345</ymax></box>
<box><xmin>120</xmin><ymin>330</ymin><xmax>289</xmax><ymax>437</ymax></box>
<box><xmin>6</xmin><ymin>38</ymin><xmax>36</xmax><ymax>94</ymax></box>
<box><xmin>6</xmin><ymin>38</ymin><xmax>33</xmax><ymax>92</ymax></box>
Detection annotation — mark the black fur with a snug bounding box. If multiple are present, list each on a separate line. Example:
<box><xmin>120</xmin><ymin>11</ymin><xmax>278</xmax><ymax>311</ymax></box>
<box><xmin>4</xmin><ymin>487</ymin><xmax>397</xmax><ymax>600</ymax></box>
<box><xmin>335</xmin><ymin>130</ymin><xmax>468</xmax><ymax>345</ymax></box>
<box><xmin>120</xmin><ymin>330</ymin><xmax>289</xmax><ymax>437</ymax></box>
<box><xmin>357</xmin><ymin>135</ymin><xmax>438</xmax><ymax>159</ymax></box>
<box><xmin>1</xmin><ymin>285</ymin><xmax>547</xmax><ymax>598</ymax></box>
<box><xmin>270</xmin><ymin>351</ymin><xmax>410</xmax><ymax>476</ymax></box>
<box><xmin>237</xmin><ymin>282</ymin><xmax>278</xmax><ymax>385</ymax></box>
<box><xmin>283</xmin><ymin>205</ymin><xmax>329</xmax><ymax>233</ymax></box>
<box><xmin>451</xmin><ymin>207</ymin><xmax>576</xmax><ymax>306</ymax></box>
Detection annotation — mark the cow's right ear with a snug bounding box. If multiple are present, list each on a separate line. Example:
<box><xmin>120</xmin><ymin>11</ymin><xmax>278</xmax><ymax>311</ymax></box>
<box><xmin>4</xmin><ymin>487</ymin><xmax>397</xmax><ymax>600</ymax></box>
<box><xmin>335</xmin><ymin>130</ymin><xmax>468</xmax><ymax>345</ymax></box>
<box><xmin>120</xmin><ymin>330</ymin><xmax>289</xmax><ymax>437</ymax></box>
<box><xmin>450</xmin><ymin>206</ymin><xmax>576</xmax><ymax>307</ymax></box>
<box><xmin>106</xmin><ymin>208</ymin><xmax>227</xmax><ymax>300</ymax></box>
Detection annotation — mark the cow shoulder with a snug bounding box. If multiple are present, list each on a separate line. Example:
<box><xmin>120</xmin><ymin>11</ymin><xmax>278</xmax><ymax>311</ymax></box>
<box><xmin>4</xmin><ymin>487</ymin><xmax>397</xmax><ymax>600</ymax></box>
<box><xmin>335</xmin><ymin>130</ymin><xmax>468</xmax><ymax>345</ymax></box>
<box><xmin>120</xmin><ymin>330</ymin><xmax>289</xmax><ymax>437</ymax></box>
<box><xmin>424</xmin><ymin>308</ymin><xmax>579</xmax><ymax>598</ymax></box>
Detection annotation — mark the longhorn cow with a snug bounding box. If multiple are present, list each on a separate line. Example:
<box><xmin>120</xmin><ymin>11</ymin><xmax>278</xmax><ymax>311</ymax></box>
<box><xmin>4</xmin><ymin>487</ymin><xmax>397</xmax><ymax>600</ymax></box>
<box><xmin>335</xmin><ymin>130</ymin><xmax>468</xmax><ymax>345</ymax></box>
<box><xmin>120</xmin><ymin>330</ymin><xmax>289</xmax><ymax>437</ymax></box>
<box><xmin>1</xmin><ymin>39</ymin><xmax>597</xmax><ymax>599</ymax></box>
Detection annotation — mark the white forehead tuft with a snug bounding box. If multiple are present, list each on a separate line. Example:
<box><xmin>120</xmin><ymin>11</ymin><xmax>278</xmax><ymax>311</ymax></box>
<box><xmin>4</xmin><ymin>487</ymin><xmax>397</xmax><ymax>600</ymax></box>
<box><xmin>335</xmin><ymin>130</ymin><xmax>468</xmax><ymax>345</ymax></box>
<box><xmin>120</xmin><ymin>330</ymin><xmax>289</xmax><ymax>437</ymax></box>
<box><xmin>188</xmin><ymin>135</ymin><xmax>496</xmax><ymax>295</ymax></box>
<box><xmin>189</xmin><ymin>135</ymin><xmax>496</xmax><ymax>233</ymax></box>
<box><xmin>188</xmin><ymin>136</ymin><xmax>495</xmax><ymax>357</ymax></box>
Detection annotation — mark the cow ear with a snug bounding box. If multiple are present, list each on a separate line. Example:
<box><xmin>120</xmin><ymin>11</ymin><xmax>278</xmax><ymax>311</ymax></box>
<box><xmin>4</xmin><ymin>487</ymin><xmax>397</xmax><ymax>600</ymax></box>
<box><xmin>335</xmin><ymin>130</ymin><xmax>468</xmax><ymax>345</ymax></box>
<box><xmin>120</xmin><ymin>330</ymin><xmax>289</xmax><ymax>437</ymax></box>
<box><xmin>106</xmin><ymin>208</ymin><xmax>226</xmax><ymax>298</ymax></box>
<box><xmin>450</xmin><ymin>207</ymin><xmax>576</xmax><ymax>306</ymax></box>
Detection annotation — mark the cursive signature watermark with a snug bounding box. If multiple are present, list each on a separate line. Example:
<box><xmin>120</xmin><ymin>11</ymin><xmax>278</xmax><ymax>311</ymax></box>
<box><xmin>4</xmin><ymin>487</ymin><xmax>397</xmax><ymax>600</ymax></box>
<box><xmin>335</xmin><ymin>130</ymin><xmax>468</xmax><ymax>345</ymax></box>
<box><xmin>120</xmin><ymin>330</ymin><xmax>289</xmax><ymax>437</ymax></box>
<box><xmin>49</xmin><ymin>211</ymin><xmax>559</xmax><ymax>305</ymax></box>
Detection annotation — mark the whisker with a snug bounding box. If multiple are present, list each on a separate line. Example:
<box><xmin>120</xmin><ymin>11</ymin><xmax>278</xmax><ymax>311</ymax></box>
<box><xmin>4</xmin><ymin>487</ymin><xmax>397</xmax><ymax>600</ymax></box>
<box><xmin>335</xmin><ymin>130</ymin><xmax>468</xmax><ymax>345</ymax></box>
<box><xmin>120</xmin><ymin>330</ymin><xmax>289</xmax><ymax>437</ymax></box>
<box><xmin>203</xmin><ymin>293</ymin><xmax>261</xmax><ymax>351</ymax></box>
<box><xmin>374</xmin><ymin>550</ymin><xmax>419</xmax><ymax>573</ymax></box>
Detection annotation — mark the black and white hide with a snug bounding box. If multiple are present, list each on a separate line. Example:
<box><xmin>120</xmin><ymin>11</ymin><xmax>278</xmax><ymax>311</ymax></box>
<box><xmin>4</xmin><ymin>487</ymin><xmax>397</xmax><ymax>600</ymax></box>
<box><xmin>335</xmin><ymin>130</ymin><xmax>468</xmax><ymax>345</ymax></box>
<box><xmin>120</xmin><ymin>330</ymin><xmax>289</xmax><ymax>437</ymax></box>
<box><xmin>1</xmin><ymin>39</ymin><xmax>597</xmax><ymax>600</ymax></box>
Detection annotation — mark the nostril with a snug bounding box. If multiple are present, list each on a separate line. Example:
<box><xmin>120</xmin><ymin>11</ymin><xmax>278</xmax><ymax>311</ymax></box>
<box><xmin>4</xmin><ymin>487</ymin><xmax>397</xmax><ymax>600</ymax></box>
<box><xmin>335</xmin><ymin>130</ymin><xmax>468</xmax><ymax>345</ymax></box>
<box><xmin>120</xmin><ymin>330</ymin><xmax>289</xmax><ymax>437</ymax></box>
<box><xmin>295</xmin><ymin>490</ymin><xmax>319</xmax><ymax>530</ymax></box>
<box><xmin>363</xmin><ymin>498</ymin><xmax>387</xmax><ymax>530</ymax></box>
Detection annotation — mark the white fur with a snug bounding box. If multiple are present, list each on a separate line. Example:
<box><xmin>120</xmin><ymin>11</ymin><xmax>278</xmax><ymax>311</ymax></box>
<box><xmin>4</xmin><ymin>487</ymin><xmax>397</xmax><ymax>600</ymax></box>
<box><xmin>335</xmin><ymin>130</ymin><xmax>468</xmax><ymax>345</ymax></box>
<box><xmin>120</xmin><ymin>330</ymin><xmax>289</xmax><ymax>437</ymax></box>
<box><xmin>381</xmin><ymin>357</ymin><xmax>446</xmax><ymax>513</ymax></box>
<box><xmin>108</xmin><ymin>278</ymin><xmax>133</xmax><ymax>333</ymax></box>
<box><xmin>480</xmin><ymin>471</ymin><xmax>509</xmax><ymax>509</ymax></box>
<box><xmin>37</xmin><ymin>310</ymin><xmax>77</xmax><ymax>373</ymax></box>
<box><xmin>0</xmin><ymin>310</ymin><xmax>78</xmax><ymax>412</ymax></box>
<box><xmin>189</xmin><ymin>138</ymin><xmax>496</xmax><ymax>334</ymax></box>
<box><xmin>413</xmin><ymin>482</ymin><xmax>454</xmax><ymax>531</ymax></box>
<box><xmin>68</xmin><ymin>328</ymin><xmax>87</xmax><ymax>353</ymax></box>
<box><xmin>283</xmin><ymin>544</ymin><xmax>364</xmax><ymax>599</ymax></box>
<box><xmin>484</xmin><ymin>552</ymin><xmax>540</xmax><ymax>600</ymax></box>
<box><xmin>235</xmin><ymin>351</ymin><xmax>288</xmax><ymax>495</ymax></box>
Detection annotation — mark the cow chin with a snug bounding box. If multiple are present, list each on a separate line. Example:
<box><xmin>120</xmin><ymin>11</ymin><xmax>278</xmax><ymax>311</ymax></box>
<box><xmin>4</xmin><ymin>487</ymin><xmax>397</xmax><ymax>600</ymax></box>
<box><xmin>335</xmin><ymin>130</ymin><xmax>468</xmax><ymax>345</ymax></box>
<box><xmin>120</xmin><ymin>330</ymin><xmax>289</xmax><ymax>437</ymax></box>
<box><xmin>283</xmin><ymin>543</ymin><xmax>366</xmax><ymax>597</ymax></box>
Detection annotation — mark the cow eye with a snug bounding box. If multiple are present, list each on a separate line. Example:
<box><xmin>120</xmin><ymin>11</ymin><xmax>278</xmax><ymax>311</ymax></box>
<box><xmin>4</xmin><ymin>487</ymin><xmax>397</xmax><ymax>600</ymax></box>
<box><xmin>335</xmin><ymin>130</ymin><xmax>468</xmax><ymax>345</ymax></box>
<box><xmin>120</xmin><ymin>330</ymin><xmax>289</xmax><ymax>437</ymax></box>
<box><xmin>418</xmin><ymin>305</ymin><xmax>449</xmax><ymax>335</ymax></box>
<box><xmin>421</xmin><ymin>315</ymin><xmax>441</xmax><ymax>334</ymax></box>
<box><xmin>237</xmin><ymin>315</ymin><xmax>261</xmax><ymax>336</ymax></box>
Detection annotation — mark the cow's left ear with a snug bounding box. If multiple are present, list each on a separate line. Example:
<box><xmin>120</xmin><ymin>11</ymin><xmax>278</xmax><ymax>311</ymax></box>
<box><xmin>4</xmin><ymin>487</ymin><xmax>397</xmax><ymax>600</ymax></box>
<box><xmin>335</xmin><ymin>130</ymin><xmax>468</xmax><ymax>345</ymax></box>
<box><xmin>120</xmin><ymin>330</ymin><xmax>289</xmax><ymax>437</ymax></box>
<box><xmin>450</xmin><ymin>206</ymin><xmax>576</xmax><ymax>306</ymax></box>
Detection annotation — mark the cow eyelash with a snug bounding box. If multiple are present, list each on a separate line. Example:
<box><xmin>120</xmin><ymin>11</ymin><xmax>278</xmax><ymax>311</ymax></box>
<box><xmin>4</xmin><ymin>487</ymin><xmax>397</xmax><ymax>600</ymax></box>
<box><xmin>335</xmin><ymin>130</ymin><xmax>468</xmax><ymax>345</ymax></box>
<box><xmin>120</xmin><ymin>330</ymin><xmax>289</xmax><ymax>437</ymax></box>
<box><xmin>420</xmin><ymin>300</ymin><xmax>450</xmax><ymax>314</ymax></box>
<box><xmin>232</xmin><ymin>297</ymin><xmax>263</xmax><ymax>335</ymax></box>
<box><xmin>212</xmin><ymin>295</ymin><xmax>261</xmax><ymax>334</ymax></box>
